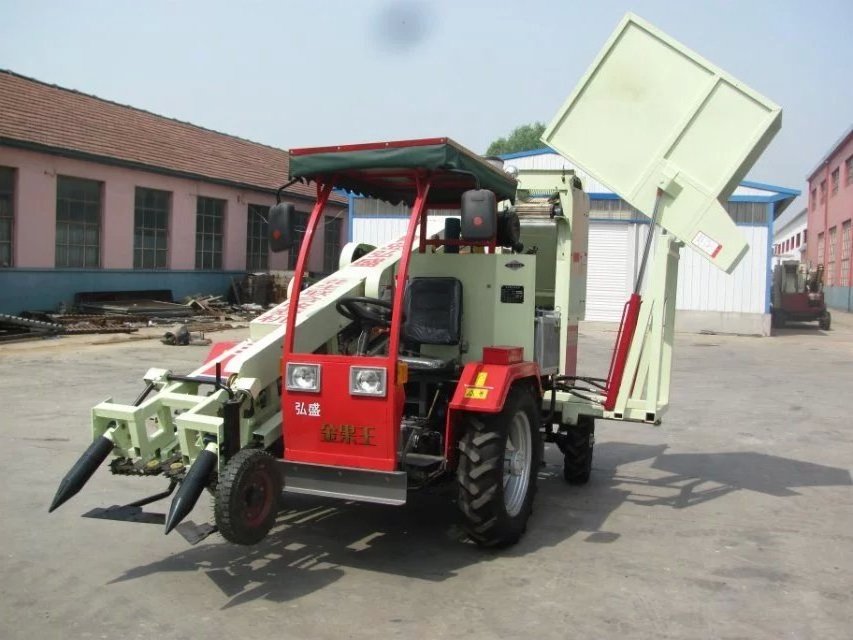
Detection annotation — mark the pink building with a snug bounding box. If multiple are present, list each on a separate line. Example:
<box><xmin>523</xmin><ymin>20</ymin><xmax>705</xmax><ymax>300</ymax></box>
<box><xmin>0</xmin><ymin>70</ymin><xmax>347</xmax><ymax>314</ymax></box>
<box><xmin>806</xmin><ymin>126</ymin><xmax>853</xmax><ymax>311</ymax></box>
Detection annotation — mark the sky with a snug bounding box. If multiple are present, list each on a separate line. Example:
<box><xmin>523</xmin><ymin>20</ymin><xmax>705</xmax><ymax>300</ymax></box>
<box><xmin>1</xmin><ymin>0</ymin><xmax>851</xmax><ymax>213</ymax></box>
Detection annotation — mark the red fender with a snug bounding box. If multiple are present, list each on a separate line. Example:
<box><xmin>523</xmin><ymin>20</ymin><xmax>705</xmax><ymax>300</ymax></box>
<box><xmin>449</xmin><ymin>361</ymin><xmax>541</xmax><ymax>414</ymax></box>
<box><xmin>445</xmin><ymin>355</ymin><xmax>542</xmax><ymax>462</ymax></box>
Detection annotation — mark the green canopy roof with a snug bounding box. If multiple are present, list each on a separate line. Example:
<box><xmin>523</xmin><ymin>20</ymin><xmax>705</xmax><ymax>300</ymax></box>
<box><xmin>288</xmin><ymin>138</ymin><xmax>517</xmax><ymax>206</ymax></box>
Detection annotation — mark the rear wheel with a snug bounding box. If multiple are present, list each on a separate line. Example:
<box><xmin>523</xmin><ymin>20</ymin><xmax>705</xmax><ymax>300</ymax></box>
<box><xmin>819</xmin><ymin>312</ymin><xmax>831</xmax><ymax>330</ymax></box>
<box><xmin>214</xmin><ymin>448</ymin><xmax>281</xmax><ymax>545</ymax></box>
<box><xmin>559</xmin><ymin>417</ymin><xmax>595</xmax><ymax>485</ymax></box>
<box><xmin>457</xmin><ymin>385</ymin><xmax>541</xmax><ymax>547</ymax></box>
<box><xmin>771</xmin><ymin>309</ymin><xmax>786</xmax><ymax>329</ymax></box>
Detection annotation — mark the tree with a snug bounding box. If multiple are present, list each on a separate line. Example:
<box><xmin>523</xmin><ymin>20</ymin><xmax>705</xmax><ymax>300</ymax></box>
<box><xmin>485</xmin><ymin>122</ymin><xmax>546</xmax><ymax>157</ymax></box>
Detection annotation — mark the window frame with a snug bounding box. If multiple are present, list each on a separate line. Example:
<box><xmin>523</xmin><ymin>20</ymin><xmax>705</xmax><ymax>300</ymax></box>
<box><xmin>831</xmin><ymin>168</ymin><xmax>839</xmax><ymax>196</ymax></box>
<box><xmin>817</xmin><ymin>231</ymin><xmax>825</xmax><ymax>266</ymax></box>
<box><xmin>133</xmin><ymin>187</ymin><xmax>171</xmax><ymax>269</ymax></box>
<box><xmin>0</xmin><ymin>166</ymin><xmax>14</xmax><ymax>268</ymax></box>
<box><xmin>195</xmin><ymin>196</ymin><xmax>226</xmax><ymax>270</ymax></box>
<box><xmin>323</xmin><ymin>215</ymin><xmax>343</xmax><ymax>274</ymax></box>
<box><xmin>55</xmin><ymin>175</ymin><xmax>102</xmax><ymax>268</ymax></box>
<box><xmin>246</xmin><ymin>203</ymin><xmax>270</xmax><ymax>271</ymax></box>
<box><xmin>826</xmin><ymin>226</ymin><xmax>837</xmax><ymax>286</ymax></box>
<box><xmin>287</xmin><ymin>211</ymin><xmax>311</xmax><ymax>270</ymax></box>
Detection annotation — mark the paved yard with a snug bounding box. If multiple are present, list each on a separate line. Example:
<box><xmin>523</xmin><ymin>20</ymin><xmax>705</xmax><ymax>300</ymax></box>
<box><xmin>1</xmin><ymin>315</ymin><xmax>851</xmax><ymax>639</ymax></box>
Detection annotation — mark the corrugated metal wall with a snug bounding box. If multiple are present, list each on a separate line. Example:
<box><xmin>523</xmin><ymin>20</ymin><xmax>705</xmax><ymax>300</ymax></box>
<box><xmin>676</xmin><ymin>225</ymin><xmax>768</xmax><ymax>314</ymax></box>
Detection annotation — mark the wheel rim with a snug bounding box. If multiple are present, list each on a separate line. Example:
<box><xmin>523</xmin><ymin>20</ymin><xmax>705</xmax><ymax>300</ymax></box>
<box><xmin>503</xmin><ymin>410</ymin><xmax>532</xmax><ymax>517</ymax></box>
<box><xmin>241</xmin><ymin>468</ymin><xmax>274</xmax><ymax>527</ymax></box>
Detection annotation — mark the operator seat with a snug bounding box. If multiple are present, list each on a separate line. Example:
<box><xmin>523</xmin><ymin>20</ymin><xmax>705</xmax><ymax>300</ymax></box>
<box><xmin>399</xmin><ymin>277</ymin><xmax>463</xmax><ymax>374</ymax></box>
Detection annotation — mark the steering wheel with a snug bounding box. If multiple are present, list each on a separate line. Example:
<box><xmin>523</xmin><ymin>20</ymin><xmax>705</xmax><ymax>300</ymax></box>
<box><xmin>335</xmin><ymin>296</ymin><xmax>395</xmax><ymax>328</ymax></box>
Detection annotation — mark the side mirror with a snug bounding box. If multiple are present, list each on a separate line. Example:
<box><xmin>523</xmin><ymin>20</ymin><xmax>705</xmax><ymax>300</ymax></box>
<box><xmin>460</xmin><ymin>189</ymin><xmax>497</xmax><ymax>241</ymax></box>
<box><xmin>269</xmin><ymin>202</ymin><xmax>295</xmax><ymax>253</ymax></box>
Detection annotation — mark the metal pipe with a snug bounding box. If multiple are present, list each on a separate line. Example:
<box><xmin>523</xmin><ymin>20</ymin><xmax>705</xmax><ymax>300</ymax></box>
<box><xmin>133</xmin><ymin>381</ymin><xmax>156</xmax><ymax>406</ymax></box>
<box><xmin>275</xmin><ymin>178</ymin><xmax>301</xmax><ymax>204</ymax></box>
<box><xmin>634</xmin><ymin>189</ymin><xmax>665</xmax><ymax>294</ymax></box>
<box><xmin>165</xmin><ymin>373</ymin><xmax>234</xmax><ymax>398</ymax></box>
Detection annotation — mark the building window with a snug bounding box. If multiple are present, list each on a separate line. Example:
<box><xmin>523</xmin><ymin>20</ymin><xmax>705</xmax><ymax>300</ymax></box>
<box><xmin>826</xmin><ymin>226</ymin><xmax>837</xmax><ymax>286</ymax></box>
<box><xmin>796</xmin><ymin>233</ymin><xmax>801</xmax><ymax>248</ymax></box>
<box><xmin>817</xmin><ymin>232</ymin><xmax>825</xmax><ymax>266</ymax></box>
<box><xmin>831</xmin><ymin>168</ymin><xmax>839</xmax><ymax>196</ymax></box>
<box><xmin>195</xmin><ymin>196</ymin><xmax>225</xmax><ymax>270</ymax></box>
<box><xmin>246</xmin><ymin>204</ymin><xmax>269</xmax><ymax>271</ymax></box>
<box><xmin>0</xmin><ymin>167</ymin><xmax>14</xmax><ymax>267</ymax></box>
<box><xmin>841</xmin><ymin>221</ymin><xmax>851</xmax><ymax>288</ymax></box>
<box><xmin>810</xmin><ymin>188</ymin><xmax>816</xmax><ymax>209</ymax></box>
<box><xmin>819</xmin><ymin>180</ymin><xmax>826</xmax><ymax>202</ymax></box>
<box><xmin>287</xmin><ymin>211</ymin><xmax>310</xmax><ymax>270</ymax></box>
<box><xmin>803</xmin><ymin>229</ymin><xmax>807</xmax><ymax>244</ymax></box>
<box><xmin>324</xmin><ymin>216</ymin><xmax>343</xmax><ymax>273</ymax></box>
<box><xmin>56</xmin><ymin>176</ymin><xmax>101</xmax><ymax>268</ymax></box>
<box><xmin>134</xmin><ymin>187</ymin><xmax>169</xmax><ymax>269</ymax></box>
<box><xmin>847</xmin><ymin>156</ymin><xmax>853</xmax><ymax>186</ymax></box>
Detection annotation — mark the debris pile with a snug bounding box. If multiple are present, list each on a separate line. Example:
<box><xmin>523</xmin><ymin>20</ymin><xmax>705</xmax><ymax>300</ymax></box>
<box><xmin>2</xmin><ymin>283</ymin><xmax>285</xmax><ymax>344</ymax></box>
<box><xmin>161</xmin><ymin>325</ymin><xmax>212</xmax><ymax>347</ymax></box>
<box><xmin>0</xmin><ymin>313</ymin><xmax>64</xmax><ymax>342</ymax></box>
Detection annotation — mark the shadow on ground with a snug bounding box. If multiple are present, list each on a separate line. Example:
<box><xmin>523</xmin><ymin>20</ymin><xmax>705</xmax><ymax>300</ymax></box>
<box><xmin>108</xmin><ymin>442</ymin><xmax>852</xmax><ymax>607</ymax></box>
<box><xmin>773</xmin><ymin>322</ymin><xmax>829</xmax><ymax>336</ymax></box>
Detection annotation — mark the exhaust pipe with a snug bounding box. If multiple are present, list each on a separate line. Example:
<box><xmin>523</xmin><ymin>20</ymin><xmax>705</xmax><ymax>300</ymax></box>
<box><xmin>49</xmin><ymin>433</ymin><xmax>115</xmax><ymax>513</ymax></box>
<box><xmin>164</xmin><ymin>442</ymin><xmax>218</xmax><ymax>535</ymax></box>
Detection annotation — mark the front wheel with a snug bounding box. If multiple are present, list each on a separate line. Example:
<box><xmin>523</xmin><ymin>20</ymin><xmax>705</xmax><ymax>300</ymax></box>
<box><xmin>456</xmin><ymin>385</ymin><xmax>541</xmax><ymax>548</ymax></box>
<box><xmin>819</xmin><ymin>312</ymin><xmax>831</xmax><ymax>331</ymax></box>
<box><xmin>214</xmin><ymin>448</ymin><xmax>281</xmax><ymax>545</ymax></box>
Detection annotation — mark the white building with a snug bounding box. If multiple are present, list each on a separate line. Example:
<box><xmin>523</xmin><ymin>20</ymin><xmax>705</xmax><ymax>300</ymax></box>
<box><xmin>347</xmin><ymin>149</ymin><xmax>799</xmax><ymax>336</ymax></box>
<box><xmin>772</xmin><ymin>207</ymin><xmax>807</xmax><ymax>265</ymax></box>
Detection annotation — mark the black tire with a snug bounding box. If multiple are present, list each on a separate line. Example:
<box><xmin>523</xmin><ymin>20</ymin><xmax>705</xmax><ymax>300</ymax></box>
<box><xmin>560</xmin><ymin>417</ymin><xmax>595</xmax><ymax>485</ymax></box>
<box><xmin>214</xmin><ymin>448</ymin><xmax>281</xmax><ymax>545</ymax></box>
<box><xmin>771</xmin><ymin>310</ymin><xmax>786</xmax><ymax>329</ymax></box>
<box><xmin>456</xmin><ymin>384</ymin><xmax>541</xmax><ymax>548</ymax></box>
<box><xmin>819</xmin><ymin>312</ymin><xmax>831</xmax><ymax>331</ymax></box>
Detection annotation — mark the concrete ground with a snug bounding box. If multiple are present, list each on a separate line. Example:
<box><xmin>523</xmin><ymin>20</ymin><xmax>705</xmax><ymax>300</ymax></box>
<box><xmin>1</xmin><ymin>315</ymin><xmax>851</xmax><ymax>640</ymax></box>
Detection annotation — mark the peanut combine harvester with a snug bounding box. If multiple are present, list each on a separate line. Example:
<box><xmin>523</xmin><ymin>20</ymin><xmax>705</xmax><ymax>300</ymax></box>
<box><xmin>50</xmin><ymin>15</ymin><xmax>783</xmax><ymax>548</ymax></box>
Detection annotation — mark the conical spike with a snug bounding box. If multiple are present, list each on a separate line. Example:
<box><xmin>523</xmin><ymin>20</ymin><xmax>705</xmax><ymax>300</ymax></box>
<box><xmin>49</xmin><ymin>435</ymin><xmax>114</xmax><ymax>512</ymax></box>
<box><xmin>164</xmin><ymin>448</ymin><xmax>217</xmax><ymax>535</ymax></box>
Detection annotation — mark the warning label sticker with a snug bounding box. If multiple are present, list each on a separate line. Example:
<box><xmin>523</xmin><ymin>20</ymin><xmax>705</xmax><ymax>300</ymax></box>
<box><xmin>692</xmin><ymin>231</ymin><xmax>722</xmax><ymax>258</ymax></box>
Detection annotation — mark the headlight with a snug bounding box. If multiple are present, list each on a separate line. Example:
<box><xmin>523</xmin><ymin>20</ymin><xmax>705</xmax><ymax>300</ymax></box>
<box><xmin>286</xmin><ymin>363</ymin><xmax>321</xmax><ymax>392</ymax></box>
<box><xmin>350</xmin><ymin>366</ymin><xmax>387</xmax><ymax>397</ymax></box>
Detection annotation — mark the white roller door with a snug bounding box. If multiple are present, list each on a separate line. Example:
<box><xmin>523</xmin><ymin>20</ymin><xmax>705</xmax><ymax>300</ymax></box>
<box><xmin>586</xmin><ymin>223</ymin><xmax>635</xmax><ymax>321</ymax></box>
